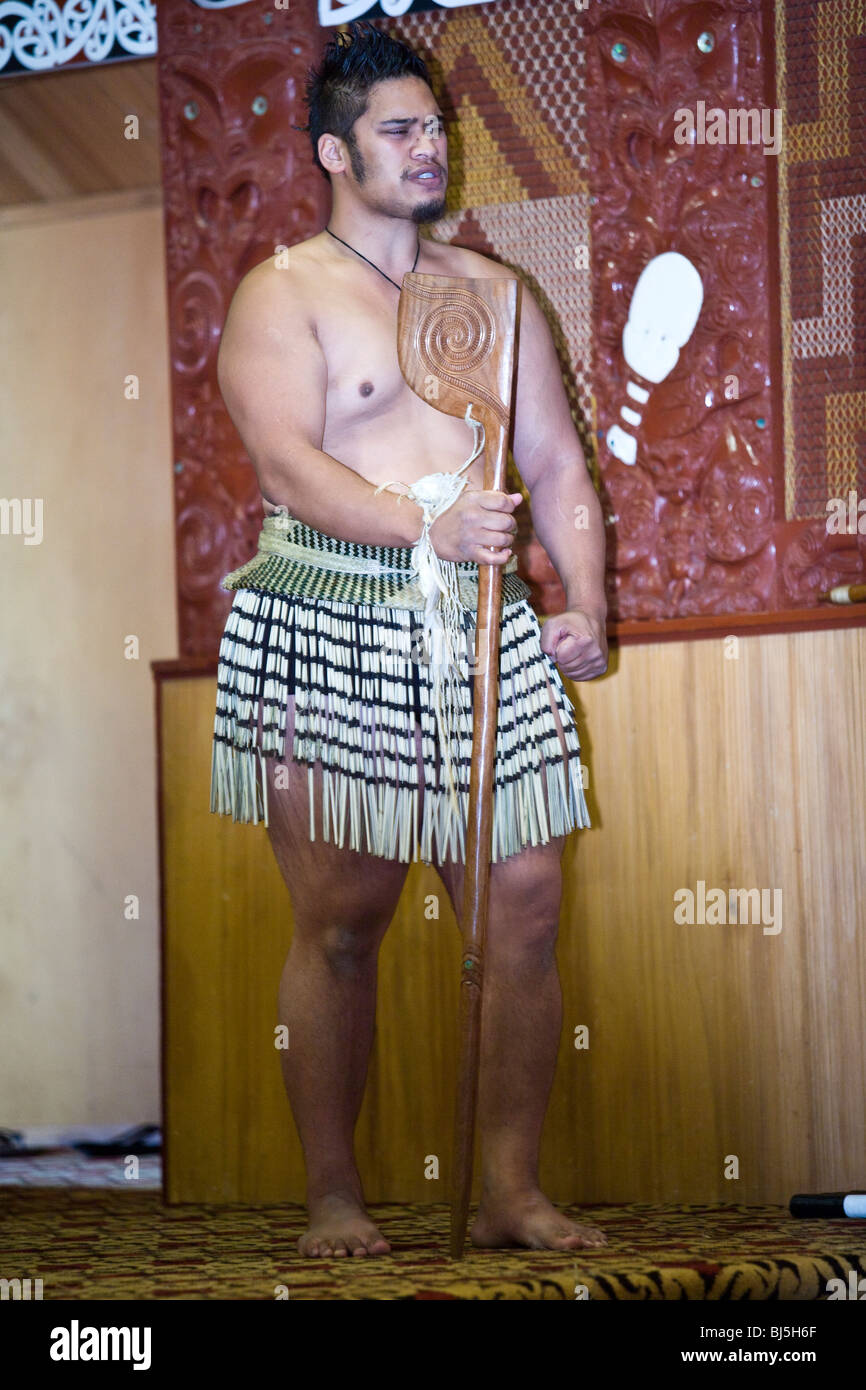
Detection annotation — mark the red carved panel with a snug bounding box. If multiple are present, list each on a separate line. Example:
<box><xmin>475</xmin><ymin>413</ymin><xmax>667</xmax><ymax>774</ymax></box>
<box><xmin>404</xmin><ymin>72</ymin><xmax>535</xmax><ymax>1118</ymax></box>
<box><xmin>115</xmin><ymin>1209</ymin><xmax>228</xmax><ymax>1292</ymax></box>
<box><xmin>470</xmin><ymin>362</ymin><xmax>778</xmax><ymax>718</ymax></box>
<box><xmin>157</xmin><ymin>0</ymin><xmax>329</xmax><ymax>656</ymax></box>
<box><xmin>584</xmin><ymin>0</ymin><xmax>777</xmax><ymax>620</ymax></box>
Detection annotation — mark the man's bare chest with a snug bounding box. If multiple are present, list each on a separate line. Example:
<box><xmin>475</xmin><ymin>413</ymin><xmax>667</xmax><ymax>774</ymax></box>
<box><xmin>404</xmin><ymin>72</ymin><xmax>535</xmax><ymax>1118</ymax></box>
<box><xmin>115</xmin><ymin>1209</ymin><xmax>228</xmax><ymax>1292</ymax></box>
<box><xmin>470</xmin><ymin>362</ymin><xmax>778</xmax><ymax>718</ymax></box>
<box><xmin>301</xmin><ymin>245</ymin><xmax>492</xmax><ymax>429</ymax></box>
<box><xmin>315</xmin><ymin>296</ymin><xmax>410</xmax><ymax>424</ymax></box>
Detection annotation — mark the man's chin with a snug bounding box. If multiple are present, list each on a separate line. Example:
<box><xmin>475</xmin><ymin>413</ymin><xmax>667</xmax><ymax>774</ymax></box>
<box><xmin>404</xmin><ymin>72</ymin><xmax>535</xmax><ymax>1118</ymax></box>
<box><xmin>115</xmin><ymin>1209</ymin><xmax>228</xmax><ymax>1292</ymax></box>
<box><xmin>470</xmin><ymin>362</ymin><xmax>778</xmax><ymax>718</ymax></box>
<box><xmin>410</xmin><ymin>196</ymin><xmax>447</xmax><ymax>225</ymax></box>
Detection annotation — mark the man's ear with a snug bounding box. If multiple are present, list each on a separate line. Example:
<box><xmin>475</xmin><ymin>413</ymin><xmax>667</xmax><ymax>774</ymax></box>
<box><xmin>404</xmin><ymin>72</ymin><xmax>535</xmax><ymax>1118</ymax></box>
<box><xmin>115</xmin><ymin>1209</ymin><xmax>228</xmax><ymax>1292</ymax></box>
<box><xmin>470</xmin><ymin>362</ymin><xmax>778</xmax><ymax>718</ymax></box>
<box><xmin>318</xmin><ymin>133</ymin><xmax>346</xmax><ymax>177</ymax></box>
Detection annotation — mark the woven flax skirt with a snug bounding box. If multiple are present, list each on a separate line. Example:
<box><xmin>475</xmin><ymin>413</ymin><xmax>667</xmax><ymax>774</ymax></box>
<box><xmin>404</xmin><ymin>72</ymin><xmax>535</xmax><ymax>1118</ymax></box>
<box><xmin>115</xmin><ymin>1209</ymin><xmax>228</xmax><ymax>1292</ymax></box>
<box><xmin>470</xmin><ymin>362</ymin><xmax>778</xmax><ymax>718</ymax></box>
<box><xmin>210</xmin><ymin>512</ymin><xmax>591</xmax><ymax>866</ymax></box>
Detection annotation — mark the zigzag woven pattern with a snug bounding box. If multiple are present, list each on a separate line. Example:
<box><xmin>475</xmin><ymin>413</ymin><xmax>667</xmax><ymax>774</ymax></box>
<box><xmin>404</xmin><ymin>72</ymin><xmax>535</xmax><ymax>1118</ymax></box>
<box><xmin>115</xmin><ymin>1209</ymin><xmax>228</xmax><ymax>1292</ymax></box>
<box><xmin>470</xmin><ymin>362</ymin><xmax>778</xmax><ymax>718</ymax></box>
<box><xmin>777</xmin><ymin>0</ymin><xmax>866</xmax><ymax>518</ymax></box>
<box><xmin>221</xmin><ymin>514</ymin><xmax>531</xmax><ymax>610</ymax></box>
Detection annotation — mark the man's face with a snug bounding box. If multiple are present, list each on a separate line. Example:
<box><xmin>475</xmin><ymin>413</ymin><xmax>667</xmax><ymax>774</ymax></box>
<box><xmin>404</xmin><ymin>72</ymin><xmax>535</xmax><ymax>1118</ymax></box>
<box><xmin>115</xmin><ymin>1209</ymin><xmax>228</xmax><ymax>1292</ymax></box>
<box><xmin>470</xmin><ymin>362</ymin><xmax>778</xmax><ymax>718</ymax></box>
<box><xmin>341</xmin><ymin>76</ymin><xmax>448</xmax><ymax>223</ymax></box>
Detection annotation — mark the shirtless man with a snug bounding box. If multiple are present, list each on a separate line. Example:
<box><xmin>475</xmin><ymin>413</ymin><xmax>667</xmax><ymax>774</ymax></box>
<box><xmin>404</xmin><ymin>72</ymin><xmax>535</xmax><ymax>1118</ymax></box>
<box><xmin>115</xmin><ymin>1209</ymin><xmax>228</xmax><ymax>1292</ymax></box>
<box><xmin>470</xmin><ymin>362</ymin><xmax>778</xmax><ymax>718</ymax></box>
<box><xmin>216</xmin><ymin>22</ymin><xmax>609</xmax><ymax>1257</ymax></box>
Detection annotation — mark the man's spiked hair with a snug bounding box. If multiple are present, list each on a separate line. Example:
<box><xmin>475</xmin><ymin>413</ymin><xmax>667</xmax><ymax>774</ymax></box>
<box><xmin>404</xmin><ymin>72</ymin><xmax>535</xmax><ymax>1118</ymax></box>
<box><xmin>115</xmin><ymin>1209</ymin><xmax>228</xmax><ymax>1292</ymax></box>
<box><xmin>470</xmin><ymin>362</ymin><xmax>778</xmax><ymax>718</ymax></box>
<box><xmin>300</xmin><ymin>20</ymin><xmax>431</xmax><ymax>179</ymax></box>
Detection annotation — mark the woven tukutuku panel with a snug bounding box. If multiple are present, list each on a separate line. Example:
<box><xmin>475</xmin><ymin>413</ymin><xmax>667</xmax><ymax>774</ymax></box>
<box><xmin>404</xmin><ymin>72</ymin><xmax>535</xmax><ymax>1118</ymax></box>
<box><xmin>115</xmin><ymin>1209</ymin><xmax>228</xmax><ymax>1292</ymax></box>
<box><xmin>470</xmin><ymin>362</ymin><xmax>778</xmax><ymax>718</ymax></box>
<box><xmin>776</xmin><ymin>0</ymin><xmax>866</xmax><ymax>522</ymax></box>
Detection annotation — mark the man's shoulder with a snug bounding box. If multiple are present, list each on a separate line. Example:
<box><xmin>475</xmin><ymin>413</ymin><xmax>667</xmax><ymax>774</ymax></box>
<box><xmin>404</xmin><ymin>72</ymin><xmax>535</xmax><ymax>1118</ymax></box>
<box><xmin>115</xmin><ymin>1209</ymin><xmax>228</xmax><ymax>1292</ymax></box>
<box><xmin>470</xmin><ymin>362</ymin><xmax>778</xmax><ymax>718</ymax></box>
<box><xmin>263</xmin><ymin>232</ymin><xmax>329</xmax><ymax>274</ymax></box>
<box><xmin>229</xmin><ymin>236</ymin><xmax>329</xmax><ymax>313</ymax></box>
<box><xmin>422</xmin><ymin>236</ymin><xmax>518</xmax><ymax>282</ymax></box>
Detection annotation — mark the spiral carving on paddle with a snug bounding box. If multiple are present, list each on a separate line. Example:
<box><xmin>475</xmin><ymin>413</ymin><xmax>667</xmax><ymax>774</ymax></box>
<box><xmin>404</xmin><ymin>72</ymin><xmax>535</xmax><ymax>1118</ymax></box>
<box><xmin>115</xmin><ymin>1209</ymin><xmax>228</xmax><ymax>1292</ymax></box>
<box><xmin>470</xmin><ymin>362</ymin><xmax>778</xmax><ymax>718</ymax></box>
<box><xmin>419</xmin><ymin>292</ymin><xmax>494</xmax><ymax>377</ymax></box>
<box><xmin>410</xmin><ymin>282</ymin><xmax>508</xmax><ymax>424</ymax></box>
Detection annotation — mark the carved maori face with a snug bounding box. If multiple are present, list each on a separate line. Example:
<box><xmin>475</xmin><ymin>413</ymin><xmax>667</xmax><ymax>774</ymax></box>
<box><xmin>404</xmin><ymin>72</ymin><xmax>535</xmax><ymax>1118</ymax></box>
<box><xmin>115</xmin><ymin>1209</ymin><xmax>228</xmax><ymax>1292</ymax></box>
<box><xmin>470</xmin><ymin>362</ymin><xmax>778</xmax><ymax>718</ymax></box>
<box><xmin>588</xmin><ymin>1</ymin><xmax>763</xmax><ymax>224</ymax></box>
<box><xmin>164</xmin><ymin>45</ymin><xmax>317</xmax><ymax>281</ymax></box>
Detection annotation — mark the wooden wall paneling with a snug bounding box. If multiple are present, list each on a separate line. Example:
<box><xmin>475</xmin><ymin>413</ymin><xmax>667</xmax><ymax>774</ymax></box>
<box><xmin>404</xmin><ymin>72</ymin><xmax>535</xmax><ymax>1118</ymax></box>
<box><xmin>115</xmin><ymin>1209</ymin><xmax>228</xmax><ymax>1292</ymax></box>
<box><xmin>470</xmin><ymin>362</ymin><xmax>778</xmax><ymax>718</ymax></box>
<box><xmin>160</xmin><ymin>673</ymin><xmax>299</xmax><ymax>1203</ymax></box>
<box><xmin>0</xmin><ymin>60</ymin><xmax>161</xmax><ymax>206</ymax></box>
<box><xmin>158</xmin><ymin>621</ymin><xmax>866</xmax><ymax>1204</ymax></box>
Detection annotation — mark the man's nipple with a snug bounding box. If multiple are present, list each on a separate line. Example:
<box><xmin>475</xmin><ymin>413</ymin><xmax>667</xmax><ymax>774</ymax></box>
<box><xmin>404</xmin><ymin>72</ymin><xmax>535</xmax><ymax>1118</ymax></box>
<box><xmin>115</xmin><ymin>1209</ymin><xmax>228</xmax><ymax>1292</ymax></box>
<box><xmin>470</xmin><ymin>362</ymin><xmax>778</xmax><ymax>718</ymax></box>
<box><xmin>359</xmin><ymin>381</ymin><xmax>374</xmax><ymax>397</ymax></box>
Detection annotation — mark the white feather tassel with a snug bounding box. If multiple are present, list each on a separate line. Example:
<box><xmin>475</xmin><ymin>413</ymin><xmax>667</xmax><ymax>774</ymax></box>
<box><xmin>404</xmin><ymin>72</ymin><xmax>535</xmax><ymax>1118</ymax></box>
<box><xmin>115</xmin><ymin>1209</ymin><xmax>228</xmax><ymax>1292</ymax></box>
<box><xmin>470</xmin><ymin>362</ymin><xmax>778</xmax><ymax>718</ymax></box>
<box><xmin>373</xmin><ymin>405</ymin><xmax>485</xmax><ymax>807</ymax></box>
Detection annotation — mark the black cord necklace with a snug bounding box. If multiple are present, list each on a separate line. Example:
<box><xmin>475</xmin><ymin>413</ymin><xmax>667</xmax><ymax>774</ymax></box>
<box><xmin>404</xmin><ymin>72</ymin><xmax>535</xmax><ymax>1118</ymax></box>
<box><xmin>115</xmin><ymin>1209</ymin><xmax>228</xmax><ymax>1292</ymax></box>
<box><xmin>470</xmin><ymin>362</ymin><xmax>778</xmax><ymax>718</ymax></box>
<box><xmin>325</xmin><ymin>226</ymin><xmax>420</xmax><ymax>291</ymax></box>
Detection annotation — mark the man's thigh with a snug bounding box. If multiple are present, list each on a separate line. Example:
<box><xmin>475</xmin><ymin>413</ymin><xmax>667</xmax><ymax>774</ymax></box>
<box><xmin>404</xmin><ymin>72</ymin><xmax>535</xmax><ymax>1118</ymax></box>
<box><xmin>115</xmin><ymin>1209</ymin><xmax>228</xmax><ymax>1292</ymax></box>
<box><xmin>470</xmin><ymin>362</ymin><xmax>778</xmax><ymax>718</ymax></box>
<box><xmin>432</xmin><ymin>657</ymin><xmax>572</xmax><ymax>941</ymax></box>
<box><xmin>260</xmin><ymin>694</ymin><xmax>412</xmax><ymax>931</ymax></box>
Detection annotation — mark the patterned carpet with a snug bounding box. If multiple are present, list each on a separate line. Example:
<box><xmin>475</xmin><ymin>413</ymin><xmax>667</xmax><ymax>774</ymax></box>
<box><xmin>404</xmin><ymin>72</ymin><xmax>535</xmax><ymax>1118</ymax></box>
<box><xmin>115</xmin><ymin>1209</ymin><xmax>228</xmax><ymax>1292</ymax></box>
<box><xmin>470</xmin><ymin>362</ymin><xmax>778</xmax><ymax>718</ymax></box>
<box><xmin>3</xmin><ymin>1189</ymin><xmax>865</xmax><ymax>1300</ymax></box>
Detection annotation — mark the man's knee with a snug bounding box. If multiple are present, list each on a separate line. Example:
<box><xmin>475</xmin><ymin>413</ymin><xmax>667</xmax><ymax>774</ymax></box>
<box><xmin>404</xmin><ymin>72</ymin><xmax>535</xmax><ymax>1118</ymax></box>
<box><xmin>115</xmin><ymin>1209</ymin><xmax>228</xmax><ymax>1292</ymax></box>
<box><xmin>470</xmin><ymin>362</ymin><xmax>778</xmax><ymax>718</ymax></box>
<box><xmin>319</xmin><ymin>916</ymin><xmax>390</xmax><ymax>971</ymax></box>
<box><xmin>292</xmin><ymin>869</ymin><xmax>403</xmax><ymax>968</ymax></box>
<box><xmin>493</xmin><ymin>908</ymin><xmax>560</xmax><ymax>965</ymax></box>
<box><xmin>488</xmin><ymin>846</ymin><xmax>564</xmax><ymax>962</ymax></box>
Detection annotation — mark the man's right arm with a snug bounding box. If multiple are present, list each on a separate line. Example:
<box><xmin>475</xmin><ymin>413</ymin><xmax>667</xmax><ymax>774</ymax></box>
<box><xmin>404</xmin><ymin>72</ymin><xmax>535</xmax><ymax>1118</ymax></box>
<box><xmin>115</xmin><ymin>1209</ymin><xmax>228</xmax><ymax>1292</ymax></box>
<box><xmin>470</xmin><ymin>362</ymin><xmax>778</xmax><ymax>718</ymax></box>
<box><xmin>216</xmin><ymin>263</ymin><xmax>518</xmax><ymax>563</ymax></box>
<box><xmin>217</xmin><ymin>264</ymin><xmax>422</xmax><ymax>548</ymax></box>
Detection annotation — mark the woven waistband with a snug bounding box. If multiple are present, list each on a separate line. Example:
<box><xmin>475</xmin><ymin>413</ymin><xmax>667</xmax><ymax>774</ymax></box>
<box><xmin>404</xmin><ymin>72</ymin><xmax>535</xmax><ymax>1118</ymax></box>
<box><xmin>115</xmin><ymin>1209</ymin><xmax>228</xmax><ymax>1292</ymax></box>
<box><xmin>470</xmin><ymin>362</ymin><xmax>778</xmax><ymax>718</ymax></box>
<box><xmin>220</xmin><ymin>512</ymin><xmax>530</xmax><ymax>611</ymax></box>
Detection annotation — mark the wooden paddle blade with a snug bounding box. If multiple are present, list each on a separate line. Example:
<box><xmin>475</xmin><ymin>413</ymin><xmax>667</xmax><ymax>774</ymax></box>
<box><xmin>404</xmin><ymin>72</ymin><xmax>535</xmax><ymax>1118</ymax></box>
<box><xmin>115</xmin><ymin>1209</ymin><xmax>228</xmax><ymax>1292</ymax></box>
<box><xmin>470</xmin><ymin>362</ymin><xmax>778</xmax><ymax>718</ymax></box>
<box><xmin>397</xmin><ymin>272</ymin><xmax>518</xmax><ymax>433</ymax></box>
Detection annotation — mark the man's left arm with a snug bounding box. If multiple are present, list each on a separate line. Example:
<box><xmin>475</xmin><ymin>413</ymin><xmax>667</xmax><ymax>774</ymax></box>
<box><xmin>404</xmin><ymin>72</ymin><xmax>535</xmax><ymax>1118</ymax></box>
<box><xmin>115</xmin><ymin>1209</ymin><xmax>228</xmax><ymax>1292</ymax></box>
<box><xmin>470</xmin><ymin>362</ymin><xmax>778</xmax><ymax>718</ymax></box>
<box><xmin>510</xmin><ymin>280</ymin><xmax>608</xmax><ymax>681</ymax></box>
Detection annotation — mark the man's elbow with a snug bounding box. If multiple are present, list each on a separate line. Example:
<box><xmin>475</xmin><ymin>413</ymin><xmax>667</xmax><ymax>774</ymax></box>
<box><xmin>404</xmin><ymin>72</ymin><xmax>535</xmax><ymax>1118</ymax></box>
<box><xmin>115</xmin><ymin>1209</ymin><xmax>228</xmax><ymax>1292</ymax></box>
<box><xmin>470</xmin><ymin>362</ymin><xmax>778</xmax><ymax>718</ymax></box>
<box><xmin>256</xmin><ymin>454</ymin><xmax>293</xmax><ymax>509</ymax></box>
<box><xmin>524</xmin><ymin>449</ymin><xmax>595</xmax><ymax>492</ymax></box>
<box><xmin>257</xmin><ymin>447</ymin><xmax>315</xmax><ymax>512</ymax></box>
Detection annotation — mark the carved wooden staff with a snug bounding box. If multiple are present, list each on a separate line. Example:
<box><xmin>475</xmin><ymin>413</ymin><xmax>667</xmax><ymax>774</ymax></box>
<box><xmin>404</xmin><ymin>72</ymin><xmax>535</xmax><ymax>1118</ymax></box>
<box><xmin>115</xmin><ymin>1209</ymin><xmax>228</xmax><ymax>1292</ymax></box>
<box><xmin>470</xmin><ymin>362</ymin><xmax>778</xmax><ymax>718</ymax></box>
<box><xmin>397</xmin><ymin>272</ymin><xmax>519</xmax><ymax>1258</ymax></box>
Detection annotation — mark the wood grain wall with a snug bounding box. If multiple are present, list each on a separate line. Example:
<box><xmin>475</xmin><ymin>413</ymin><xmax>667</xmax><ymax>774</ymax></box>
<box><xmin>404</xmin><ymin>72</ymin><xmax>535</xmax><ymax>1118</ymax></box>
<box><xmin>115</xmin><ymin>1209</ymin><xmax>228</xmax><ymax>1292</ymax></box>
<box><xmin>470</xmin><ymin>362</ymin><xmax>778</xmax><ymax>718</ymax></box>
<box><xmin>160</xmin><ymin>622</ymin><xmax>865</xmax><ymax>1205</ymax></box>
<box><xmin>0</xmin><ymin>192</ymin><xmax>176</xmax><ymax>1126</ymax></box>
<box><xmin>0</xmin><ymin>61</ymin><xmax>160</xmax><ymax>206</ymax></box>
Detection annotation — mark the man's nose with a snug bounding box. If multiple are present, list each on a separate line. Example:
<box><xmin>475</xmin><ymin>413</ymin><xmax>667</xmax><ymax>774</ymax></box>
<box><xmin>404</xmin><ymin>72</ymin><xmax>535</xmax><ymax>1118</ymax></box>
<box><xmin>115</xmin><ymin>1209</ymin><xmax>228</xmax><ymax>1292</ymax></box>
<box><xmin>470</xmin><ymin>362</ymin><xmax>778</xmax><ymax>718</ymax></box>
<box><xmin>412</xmin><ymin>124</ymin><xmax>443</xmax><ymax>159</ymax></box>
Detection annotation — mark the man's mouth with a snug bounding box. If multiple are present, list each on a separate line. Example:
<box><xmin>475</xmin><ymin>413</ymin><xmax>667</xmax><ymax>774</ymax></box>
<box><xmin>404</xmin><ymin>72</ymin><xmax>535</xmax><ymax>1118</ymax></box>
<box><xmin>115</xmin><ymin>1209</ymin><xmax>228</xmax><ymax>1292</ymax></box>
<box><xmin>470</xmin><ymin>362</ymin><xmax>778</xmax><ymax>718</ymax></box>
<box><xmin>407</xmin><ymin>168</ymin><xmax>444</xmax><ymax>185</ymax></box>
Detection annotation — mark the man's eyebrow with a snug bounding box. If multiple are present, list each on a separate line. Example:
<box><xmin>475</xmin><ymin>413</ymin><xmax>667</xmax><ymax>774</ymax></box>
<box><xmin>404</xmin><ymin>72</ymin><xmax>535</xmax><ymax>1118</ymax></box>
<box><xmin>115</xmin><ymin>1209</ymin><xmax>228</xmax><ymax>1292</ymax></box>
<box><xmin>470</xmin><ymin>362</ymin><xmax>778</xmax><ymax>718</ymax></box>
<box><xmin>376</xmin><ymin>114</ymin><xmax>444</xmax><ymax>126</ymax></box>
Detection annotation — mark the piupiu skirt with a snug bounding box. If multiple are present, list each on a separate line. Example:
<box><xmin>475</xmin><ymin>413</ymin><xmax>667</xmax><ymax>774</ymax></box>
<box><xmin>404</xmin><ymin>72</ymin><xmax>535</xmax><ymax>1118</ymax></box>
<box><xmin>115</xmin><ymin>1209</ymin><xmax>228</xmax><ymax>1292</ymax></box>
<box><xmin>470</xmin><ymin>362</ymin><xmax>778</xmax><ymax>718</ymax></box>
<box><xmin>209</xmin><ymin>512</ymin><xmax>591</xmax><ymax>866</ymax></box>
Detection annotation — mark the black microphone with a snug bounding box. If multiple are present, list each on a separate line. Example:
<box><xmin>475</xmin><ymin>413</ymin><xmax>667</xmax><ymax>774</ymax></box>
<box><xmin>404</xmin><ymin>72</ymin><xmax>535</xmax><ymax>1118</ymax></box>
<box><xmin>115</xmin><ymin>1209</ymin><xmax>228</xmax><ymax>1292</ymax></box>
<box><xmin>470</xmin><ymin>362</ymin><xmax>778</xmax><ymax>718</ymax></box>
<box><xmin>790</xmin><ymin>1192</ymin><xmax>866</xmax><ymax>1218</ymax></box>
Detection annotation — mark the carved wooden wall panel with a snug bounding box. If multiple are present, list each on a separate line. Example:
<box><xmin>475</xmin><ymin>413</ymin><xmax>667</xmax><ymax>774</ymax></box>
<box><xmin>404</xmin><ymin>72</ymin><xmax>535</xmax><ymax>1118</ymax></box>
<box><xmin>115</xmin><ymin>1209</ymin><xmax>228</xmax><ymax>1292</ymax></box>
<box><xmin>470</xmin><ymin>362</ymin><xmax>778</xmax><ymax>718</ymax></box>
<box><xmin>585</xmin><ymin>0</ymin><xmax>779</xmax><ymax>620</ymax></box>
<box><xmin>157</xmin><ymin>0</ymin><xmax>328</xmax><ymax>656</ymax></box>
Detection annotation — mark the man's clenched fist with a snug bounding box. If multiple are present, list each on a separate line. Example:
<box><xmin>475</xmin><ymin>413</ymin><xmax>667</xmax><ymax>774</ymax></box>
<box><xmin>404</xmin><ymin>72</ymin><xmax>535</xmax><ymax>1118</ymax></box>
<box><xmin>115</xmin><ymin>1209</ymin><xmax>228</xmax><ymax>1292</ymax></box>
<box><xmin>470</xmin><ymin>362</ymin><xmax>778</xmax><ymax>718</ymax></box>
<box><xmin>541</xmin><ymin>609</ymin><xmax>608</xmax><ymax>681</ymax></box>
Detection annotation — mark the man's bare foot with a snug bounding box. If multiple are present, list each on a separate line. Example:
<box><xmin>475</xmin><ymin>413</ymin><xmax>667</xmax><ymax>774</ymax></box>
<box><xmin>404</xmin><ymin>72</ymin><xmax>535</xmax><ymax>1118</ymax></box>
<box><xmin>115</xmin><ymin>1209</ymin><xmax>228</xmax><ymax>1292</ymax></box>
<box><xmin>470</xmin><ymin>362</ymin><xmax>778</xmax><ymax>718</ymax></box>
<box><xmin>470</xmin><ymin>1187</ymin><xmax>608</xmax><ymax>1251</ymax></box>
<box><xmin>297</xmin><ymin>1191</ymin><xmax>392</xmax><ymax>1258</ymax></box>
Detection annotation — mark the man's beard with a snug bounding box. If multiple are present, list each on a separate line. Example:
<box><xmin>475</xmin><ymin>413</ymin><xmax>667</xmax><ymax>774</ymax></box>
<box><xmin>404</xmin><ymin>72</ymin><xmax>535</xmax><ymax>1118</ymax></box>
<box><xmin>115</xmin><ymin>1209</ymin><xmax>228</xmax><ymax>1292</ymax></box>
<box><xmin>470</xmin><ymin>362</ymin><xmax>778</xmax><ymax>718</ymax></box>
<box><xmin>346</xmin><ymin>132</ymin><xmax>366</xmax><ymax>184</ymax></box>
<box><xmin>346</xmin><ymin>132</ymin><xmax>446</xmax><ymax>223</ymax></box>
<box><xmin>410</xmin><ymin>195</ymin><xmax>447</xmax><ymax>224</ymax></box>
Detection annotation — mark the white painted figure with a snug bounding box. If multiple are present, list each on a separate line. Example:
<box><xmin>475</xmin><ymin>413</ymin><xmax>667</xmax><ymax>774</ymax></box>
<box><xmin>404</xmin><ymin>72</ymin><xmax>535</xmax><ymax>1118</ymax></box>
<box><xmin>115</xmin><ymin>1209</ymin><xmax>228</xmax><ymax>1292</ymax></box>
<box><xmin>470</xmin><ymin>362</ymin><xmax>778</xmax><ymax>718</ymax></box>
<box><xmin>606</xmin><ymin>251</ymin><xmax>704</xmax><ymax>466</ymax></box>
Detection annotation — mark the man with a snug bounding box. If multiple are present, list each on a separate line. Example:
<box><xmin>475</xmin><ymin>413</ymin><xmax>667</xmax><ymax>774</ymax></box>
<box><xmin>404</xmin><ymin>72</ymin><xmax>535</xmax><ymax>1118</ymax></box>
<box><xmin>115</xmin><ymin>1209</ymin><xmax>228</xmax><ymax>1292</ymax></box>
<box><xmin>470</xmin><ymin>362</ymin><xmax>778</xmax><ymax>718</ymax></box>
<box><xmin>211</xmin><ymin>21</ymin><xmax>609</xmax><ymax>1257</ymax></box>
